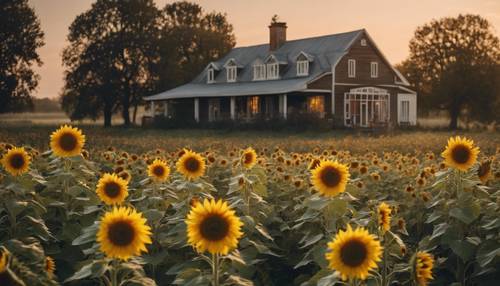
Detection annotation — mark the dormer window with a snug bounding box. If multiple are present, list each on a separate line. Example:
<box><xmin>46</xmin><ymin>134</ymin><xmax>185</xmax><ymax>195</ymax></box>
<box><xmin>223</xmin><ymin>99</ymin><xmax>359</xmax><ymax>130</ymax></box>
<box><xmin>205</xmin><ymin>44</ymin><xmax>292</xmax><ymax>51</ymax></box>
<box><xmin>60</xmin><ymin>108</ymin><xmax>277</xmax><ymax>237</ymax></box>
<box><xmin>267</xmin><ymin>63</ymin><xmax>279</xmax><ymax>79</ymax></box>
<box><xmin>297</xmin><ymin>60</ymin><xmax>309</xmax><ymax>76</ymax></box>
<box><xmin>207</xmin><ymin>68</ymin><xmax>215</xmax><ymax>83</ymax></box>
<box><xmin>227</xmin><ymin>66</ymin><xmax>237</xmax><ymax>82</ymax></box>
<box><xmin>253</xmin><ymin>64</ymin><xmax>266</xmax><ymax>80</ymax></box>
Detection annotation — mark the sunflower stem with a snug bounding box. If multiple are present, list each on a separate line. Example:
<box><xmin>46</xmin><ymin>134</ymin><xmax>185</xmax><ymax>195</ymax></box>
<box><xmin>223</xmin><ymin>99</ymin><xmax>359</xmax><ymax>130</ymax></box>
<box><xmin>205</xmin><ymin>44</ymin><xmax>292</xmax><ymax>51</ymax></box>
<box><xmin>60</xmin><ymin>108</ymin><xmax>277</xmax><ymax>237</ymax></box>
<box><xmin>110</xmin><ymin>259</ymin><xmax>119</xmax><ymax>286</ymax></box>
<box><xmin>212</xmin><ymin>253</ymin><xmax>220</xmax><ymax>286</ymax></box>
<box><xmin>382</xmin><ymin>233</ymin><xmax>388</xmax><ymax>286</ymax></box>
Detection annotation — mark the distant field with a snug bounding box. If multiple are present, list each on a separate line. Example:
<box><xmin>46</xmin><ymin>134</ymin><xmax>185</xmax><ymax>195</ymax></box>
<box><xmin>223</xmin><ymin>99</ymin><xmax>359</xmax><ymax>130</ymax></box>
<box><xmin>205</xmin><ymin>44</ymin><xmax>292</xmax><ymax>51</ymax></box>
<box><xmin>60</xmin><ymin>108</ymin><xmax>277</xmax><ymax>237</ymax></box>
<box><xmin>1</xmin><ymin>122</ymin><xmax>498</xmax><ymax>155</ymax></box>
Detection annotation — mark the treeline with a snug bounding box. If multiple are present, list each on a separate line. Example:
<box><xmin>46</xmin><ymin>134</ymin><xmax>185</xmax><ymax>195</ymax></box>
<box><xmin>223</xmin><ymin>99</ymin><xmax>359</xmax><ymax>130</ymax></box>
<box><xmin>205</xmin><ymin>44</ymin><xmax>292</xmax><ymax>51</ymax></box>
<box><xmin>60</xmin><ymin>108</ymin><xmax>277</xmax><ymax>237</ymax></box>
<box><xmin>1</xmin><ymin>1</ymin><xmax>499</xmax><ymax>129</ymax></box>
<box><xmin>60</xmin><ymin>0</ymin><xmax>235</xmax><ymax>126</ymax></box>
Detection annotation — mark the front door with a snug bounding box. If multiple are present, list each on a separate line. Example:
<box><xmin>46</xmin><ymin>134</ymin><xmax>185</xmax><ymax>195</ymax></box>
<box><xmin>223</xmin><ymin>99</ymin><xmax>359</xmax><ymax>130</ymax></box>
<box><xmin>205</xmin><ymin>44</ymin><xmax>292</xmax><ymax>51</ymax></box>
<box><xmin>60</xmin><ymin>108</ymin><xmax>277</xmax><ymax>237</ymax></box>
<box><xmin>208</xmin><ymin>98</ymin><xmax>221</xmax><ymax>122</ymax></box>
<box><xmin>360</xmin><ymin>102</ymin><xmax>368</xmax><ymax>127</ymax></box>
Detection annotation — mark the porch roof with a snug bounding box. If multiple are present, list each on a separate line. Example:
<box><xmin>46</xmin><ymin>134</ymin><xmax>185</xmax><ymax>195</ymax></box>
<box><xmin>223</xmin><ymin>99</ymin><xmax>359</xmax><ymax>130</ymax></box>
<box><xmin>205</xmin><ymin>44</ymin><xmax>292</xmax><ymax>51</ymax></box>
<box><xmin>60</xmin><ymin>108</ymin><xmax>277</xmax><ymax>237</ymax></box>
<box><xmin>145</xmin><ymin>77</ymin><xmax>319</xmax><ymax>101</ymax></box>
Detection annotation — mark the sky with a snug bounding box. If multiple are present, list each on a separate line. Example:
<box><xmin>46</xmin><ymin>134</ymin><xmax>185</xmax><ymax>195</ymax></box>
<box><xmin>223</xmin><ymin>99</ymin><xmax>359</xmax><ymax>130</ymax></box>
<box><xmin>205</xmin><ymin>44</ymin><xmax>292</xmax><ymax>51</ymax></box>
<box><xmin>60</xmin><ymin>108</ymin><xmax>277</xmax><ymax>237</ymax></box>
<box><xmin>29</xmin><ymin>0</ymin><xmax>500</xmax><ymax>99</ymax></box>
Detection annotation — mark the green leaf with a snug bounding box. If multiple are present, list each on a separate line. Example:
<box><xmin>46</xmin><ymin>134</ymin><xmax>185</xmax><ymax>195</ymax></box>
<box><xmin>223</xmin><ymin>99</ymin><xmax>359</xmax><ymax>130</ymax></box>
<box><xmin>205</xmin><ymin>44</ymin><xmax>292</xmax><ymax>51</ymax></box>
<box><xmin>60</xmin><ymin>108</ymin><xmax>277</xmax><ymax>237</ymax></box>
<box><xmin>450</xmin><ymin>240</ymin><xmax>476</xmax><ymax>262</ymax></box>
<box><xmin>429</xmin><ymin>222</ymin><xmax>449</xmax><ymax>241</ymax></box>
<box><xmin>449</xmin><ymin>205</ymin><xmax>480</xmax><ymax>225</ymax></box>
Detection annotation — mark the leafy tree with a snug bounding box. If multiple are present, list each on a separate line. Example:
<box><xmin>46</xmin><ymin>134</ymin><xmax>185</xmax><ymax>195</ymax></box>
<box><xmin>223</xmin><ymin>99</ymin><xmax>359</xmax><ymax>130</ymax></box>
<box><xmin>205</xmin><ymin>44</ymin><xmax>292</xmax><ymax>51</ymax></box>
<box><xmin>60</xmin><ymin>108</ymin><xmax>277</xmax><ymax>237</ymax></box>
<box><xmin>62</xmin><ymin>1</ymin><xmax>235</xmax><ymax>127</ymax></box>
<box><xmin>400</xmin><ymin>14</ymin><xmax>500</xmax><ymax>129</ymax></box>
<box><xmin>155</xmin><ymin>1</ymin><xmax>236</xmax><ymax>91</ymax></box>
<box><xmin>61</xmin><ymin>0</ymin><xmax>161</xmax><ymax>127</ymax></box>
<box><xmin>0</xmin><ymin>0</ymin><xmax>44</xmax><ymax>113</ymax></box>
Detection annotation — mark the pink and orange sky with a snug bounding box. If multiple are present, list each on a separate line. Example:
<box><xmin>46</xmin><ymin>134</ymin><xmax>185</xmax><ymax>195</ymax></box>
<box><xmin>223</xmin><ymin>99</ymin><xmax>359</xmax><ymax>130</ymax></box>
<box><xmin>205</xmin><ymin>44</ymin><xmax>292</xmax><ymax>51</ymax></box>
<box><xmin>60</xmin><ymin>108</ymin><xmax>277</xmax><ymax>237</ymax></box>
<box><xmin>30</xmin><ymin>0</ymin><xmax>500</xmax><ymax>99</ymax></box>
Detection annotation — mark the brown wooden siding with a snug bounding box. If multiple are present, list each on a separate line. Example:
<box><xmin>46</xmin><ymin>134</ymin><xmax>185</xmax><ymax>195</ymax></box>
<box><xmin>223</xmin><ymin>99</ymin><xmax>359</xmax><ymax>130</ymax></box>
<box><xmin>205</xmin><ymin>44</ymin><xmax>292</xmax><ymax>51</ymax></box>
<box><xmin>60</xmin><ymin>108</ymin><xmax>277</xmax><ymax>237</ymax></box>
<box><xmin>335</xmin><ymin>33</ymin><xmax>398</xmax><ymax>85</ymax></box>
<box><xmin>307</xmin><ymin>74</ymin><xmax>332</xmax><ymax>90</ymax></box>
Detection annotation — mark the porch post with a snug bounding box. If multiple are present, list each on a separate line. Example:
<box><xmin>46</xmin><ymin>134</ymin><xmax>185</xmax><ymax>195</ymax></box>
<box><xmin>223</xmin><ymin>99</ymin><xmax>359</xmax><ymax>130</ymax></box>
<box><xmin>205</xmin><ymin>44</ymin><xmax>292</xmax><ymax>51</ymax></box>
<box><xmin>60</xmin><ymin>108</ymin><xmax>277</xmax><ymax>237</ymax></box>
<box><xmin>150</xmin><ymin>101</ymin><xmax>155</xmax><ymax>117</ymax></box>
<box><xmin>230</xmin><ymin>96</ymin><xmax>236</xmax><ymax>120</ymax></box>
<box><xmin>163</xmin><ymin>101</ymin><xmax>169</xmax><ymax>117</ymax></box>
<box><xmin>281</xmin><ymin>94</ymin><xmax>287</xmax><ymax>119</ymax></box>
<box><xmin>194</xmin><ymin>98</ymin><xmax>199</xmax><ymax>122</ymax></box>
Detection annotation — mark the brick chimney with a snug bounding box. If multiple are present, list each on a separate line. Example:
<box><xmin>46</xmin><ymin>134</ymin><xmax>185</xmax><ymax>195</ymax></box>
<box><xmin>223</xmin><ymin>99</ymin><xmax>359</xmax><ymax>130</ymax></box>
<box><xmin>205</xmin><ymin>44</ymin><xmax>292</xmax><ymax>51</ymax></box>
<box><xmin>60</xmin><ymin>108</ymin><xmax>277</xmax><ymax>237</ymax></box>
<box><xmin>269</xmin><ymin>21</ymin><xmax>287</xmax><ymax>51</ymax></box>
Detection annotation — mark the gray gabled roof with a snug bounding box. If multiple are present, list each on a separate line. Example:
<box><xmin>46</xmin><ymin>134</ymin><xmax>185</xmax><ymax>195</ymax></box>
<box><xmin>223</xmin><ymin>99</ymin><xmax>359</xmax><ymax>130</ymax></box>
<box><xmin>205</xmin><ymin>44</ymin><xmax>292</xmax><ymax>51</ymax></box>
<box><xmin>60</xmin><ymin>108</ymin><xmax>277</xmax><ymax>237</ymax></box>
<box><xmin>146</xmin><ymin>29</ymin><xmax>407</xmax><ymax>101</ymax></box>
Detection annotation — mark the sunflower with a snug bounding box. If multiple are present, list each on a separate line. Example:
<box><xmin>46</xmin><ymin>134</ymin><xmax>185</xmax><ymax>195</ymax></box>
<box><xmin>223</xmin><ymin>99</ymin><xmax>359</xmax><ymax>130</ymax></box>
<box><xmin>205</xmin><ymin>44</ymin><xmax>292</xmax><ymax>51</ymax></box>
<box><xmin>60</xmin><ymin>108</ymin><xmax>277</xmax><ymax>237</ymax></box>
<box><xmin>96</xmin><ymin>173</ymin><xmax>129</xmax><ymax>205</ymax></box>
<box><xmin>148</xmin><ymin>159</ymin><xmax>170</xmax><ymax>182</ymax></box>
<box><xmin>325</xmin><ymin>225</ymin><xmax>382</xmax><ymax>281</ymax></box>
<box><xmin>477</xmin><ymin>160</ymin><xmax>492</xmax><ymax>183</ymax></box>
<box><xmin>50</xmin><ymin>125</ymin><xmax>85</xmax><ymax>157</ymax></box>
<box><xmin>1</xmin><ymin>147</ymin><xmax>30</xmax><ymax>176</ymax></box>
<box><xmin>176</xmin><ymin>149</ymin><xmax>206</xmax><ymax>180</ymax></box>
<box><xmin>97</xmin><ymin>206</ymin><xmax>152</xmax><ymax>260</ymax></box>
<box><xmin>308</xmin><ymin>158</ymin><xmax>321</xmax><ymax>170</ymax></box>
<box><xmin>414</xmin><ymin>251</ymin><xmax>434</xmax><ymax>286</ymax></box>
<box><xmin>45</xmin><ymin>256</ymin><xmax>56</xmax><ymax>277</ymax></box>
<box><xmin>310</xmin><ymin>160</ymin><xmax>350</xmax><ymax>197</ymax></box>
<box><xmin>0</xmin><ymin>248</ymin><xmax>7</xmax><ymax>273</ymax></box>
<box><xmin>241</xmin><ymin>147</ymin><xmax>257</xmax><ymax>169</ymax></box>
<box><xmin>186</xmin><ymin>198</ymin><xmax>243</xmax><ymax>255</ymax></box>
<box><xmin>377</xmin><ymin>202</ymin><xmax>391</xmax><ymax>233</ymax></box>
<box><xmin>441</xmin><ymin>136</ymin><xmax>480</xmax><ymax>171</ymax></box>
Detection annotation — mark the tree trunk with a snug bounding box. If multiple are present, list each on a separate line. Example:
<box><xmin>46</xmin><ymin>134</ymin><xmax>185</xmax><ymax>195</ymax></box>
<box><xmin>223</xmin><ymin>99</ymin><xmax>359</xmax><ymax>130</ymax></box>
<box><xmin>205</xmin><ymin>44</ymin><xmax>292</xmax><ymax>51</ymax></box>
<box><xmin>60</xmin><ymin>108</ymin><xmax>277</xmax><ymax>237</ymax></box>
<box><xmin>122</xmin><ymin>93</ymin><xmax>131</xmax><ymax>126</ymax></box>
<box><xmin>104</xmin><ymin>103</ymin><xmax>112</xmax><ymax>128</ymax></box>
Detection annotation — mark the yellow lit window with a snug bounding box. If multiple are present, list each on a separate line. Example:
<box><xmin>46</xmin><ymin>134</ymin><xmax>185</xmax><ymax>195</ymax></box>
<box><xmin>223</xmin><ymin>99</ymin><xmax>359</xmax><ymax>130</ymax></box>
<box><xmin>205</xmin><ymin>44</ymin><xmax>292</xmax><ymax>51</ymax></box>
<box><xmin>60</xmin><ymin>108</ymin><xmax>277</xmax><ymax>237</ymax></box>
<box><xmin>308</xmin><ymin>96</ymin><xmax>324</xmax><ymax>114</ymax></box>
<box><xmin>249</xmin><ymin>96</ymin><xmax>259</xmax><ymax>115</ymax></box>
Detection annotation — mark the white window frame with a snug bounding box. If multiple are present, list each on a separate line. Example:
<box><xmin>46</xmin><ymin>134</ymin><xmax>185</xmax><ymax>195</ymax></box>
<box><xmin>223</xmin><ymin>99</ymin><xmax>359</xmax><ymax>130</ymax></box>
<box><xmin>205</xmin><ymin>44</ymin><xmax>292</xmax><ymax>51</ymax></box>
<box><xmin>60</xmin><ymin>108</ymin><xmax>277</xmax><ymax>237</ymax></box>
<box><xmin>348</xmin><ymin>59</ymin><xmax>356</xmax><ymax>78</ymax></box>
<box><xmin>207</xmin><ymin>68</ymin><xmax>215</xmax><ymax>84</ymax></box>
<box><xmin>361</xmin><ymin>39</ymin><xmax>367</xmax><ymax>46</ymax></box>
<box><xmin>397</xmin><ymin>93</ymin><xmax>417</xmax><ymax>125</ymax></box>
<box><xmin>227</xmin><ymin>66</ymin><xmax>237</xmax><ymax>82</ymax></box>
<box><xmin>267</xmin><ymin>63</ymin><xmax>279</xmax><ymax>79</ymax></box>
<box><xmin>253</xmin><ymin>64</ymin><xmax>266</xmax><ymax>81</ymax></box>
<box><xmin>297</xmin><ymin>60</ymin><xmax>309</xmax><ymax>76</ymax></box>
<box><xmin>370</xmin><ymin>62</ymin><xmax>378</xmax><ymax>78</ymax></box>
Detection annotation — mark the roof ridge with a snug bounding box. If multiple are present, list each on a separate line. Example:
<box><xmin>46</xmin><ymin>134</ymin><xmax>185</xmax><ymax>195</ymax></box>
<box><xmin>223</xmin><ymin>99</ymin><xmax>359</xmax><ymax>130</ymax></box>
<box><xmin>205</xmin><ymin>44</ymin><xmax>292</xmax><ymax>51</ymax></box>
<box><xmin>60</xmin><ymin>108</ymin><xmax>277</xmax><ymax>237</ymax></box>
<box><xmin>233</xmin><ymin>29</ymin><xmax>365</xmax><ymax>49</ymax></box>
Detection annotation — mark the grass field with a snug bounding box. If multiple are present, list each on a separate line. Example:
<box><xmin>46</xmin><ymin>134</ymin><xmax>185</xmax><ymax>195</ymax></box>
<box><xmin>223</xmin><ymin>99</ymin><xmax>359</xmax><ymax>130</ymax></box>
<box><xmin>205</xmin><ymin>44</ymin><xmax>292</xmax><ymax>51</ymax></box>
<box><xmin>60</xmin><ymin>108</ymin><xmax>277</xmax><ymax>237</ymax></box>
<box><xmin>1</xmin><ymin>123</ymin><xmax>499</xmax><ymax>155</ymax></box>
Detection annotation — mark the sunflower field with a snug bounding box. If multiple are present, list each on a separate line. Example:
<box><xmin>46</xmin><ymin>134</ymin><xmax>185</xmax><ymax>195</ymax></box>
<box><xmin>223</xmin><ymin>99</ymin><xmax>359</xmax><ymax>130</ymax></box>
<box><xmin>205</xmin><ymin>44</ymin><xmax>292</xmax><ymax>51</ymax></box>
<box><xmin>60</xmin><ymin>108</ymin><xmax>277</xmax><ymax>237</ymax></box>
<box><xmin>0</xmin><ymin>125</ymin><xmax>499</xmax><ymax>286</ymax></box>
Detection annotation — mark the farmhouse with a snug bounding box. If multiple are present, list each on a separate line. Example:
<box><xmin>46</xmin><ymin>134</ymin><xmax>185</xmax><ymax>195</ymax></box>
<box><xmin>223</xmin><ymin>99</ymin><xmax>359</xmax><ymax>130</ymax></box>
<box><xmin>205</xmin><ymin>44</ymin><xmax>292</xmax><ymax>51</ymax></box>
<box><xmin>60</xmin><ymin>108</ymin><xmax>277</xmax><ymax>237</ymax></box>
<box><xmin>145</xmin><ymin>22</ymin><xmax>417</xmax><ymax>128</ymax></box>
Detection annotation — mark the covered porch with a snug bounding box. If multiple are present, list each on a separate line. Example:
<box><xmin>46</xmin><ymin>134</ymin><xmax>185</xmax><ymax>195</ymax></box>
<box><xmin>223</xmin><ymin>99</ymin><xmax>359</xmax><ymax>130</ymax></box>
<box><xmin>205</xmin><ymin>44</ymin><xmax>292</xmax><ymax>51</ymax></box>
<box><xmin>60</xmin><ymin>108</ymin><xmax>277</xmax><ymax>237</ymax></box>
<box><xmin>148</xmin><ymin>92</ymin><xmax>331</xmax><ymax>122</ymax></box>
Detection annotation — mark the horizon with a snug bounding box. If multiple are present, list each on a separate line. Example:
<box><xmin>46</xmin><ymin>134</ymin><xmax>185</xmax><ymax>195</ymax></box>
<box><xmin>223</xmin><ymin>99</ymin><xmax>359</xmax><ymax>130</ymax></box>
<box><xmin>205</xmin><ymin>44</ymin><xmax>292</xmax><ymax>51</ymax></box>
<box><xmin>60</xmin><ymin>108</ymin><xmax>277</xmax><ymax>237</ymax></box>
<box><xmin>29</xmin><ymin>0</ymin><xmax>500</xmax><ymax>99</ymax></box>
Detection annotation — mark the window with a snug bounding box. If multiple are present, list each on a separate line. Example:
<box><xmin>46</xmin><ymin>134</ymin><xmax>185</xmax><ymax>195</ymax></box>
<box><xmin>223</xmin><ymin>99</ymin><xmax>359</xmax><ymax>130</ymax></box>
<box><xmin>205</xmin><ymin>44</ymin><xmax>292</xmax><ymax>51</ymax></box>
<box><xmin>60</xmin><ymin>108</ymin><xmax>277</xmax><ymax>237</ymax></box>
<box><xmin>267</xmin><ymin>63</ymin><xmax>279</xmax><ymax>79</ymax></box>
<box><xmin>361</xmin><ymin>39</ymin><xmax>367</xmax><ymax>46</ymax></box>
<box><xmin>307</xmin><ymin>96</ymin><xmax>324</xmax><ymax>114</ymax></box>
<box><xmin>207</xmin><ymin>68</ymin><xmax>215</xmax><ymax>83</ymax></box>
<box><xmin>400</xmin><ymin>100</ymin><xmax>410</xmax><ymax>122</ymax></box>
<box><xmin>227</xmin><ymin>66</ymin><xmax>237</xmax><ymax>82</ymax></box>
<box><xmin>248</xmin><ymin>96</ymin><xmax>259</xmax><ymax>115</ymax></box>
<box><xmin>370</xmin><ymin>62</ymin><xmax>378</xmax><ymax>78</ymax></box>
<box><xmin>253</xmin><ymin>64</ymin><xmax>266</xmax><ymax>80</ymax></box>
<box><xmin>297</xmin><ymin>60</ymin><xmax>309</xmax><ymax>76</ymax></box>
<box><xmin>348</xmin><ymin>59</ymin><xmax>356</xmax><ymax>78</ymax></box>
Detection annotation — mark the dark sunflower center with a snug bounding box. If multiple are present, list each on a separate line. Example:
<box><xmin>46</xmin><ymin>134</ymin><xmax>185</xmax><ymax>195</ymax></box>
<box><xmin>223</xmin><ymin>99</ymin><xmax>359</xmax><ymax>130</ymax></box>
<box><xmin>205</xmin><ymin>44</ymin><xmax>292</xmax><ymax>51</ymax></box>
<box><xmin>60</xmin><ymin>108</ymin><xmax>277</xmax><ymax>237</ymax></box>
<box><xmin>451</xmin><ymin>145</ymin><xmax>470</xmax><ymax>164</ymax></box>
<box><xmin>200</xmin><ymin>214</ymin><xmax>229</xmax><ymax>241</ymax></box>
<box><xmin>184</xmin><ymin>157</ymin><xmax>200</xmax><ymax>173</ymax></box>
<box><xmin>478</xmin><ymin>162</ymin><xmax>491</xmax><ymax>177</ymax></box>
<box><xmin>59</xmin><ymin>132</ymin><xmax>78</xmax><ymax>151</ymax></box>
<box><xmin>340</xmin><ymin>239</ymin><xmax>368</xmax><ymax>267</ymax></box>
<box><xmin>244</xmin><ymin>153</ymin><xmax>253</xmax><ymax>164</ymax></box>
<box><xmin>107</xmin><ymin>221</ymin><xmax>135</xmax><ymax>246</ymax></box>
<box><xmin>9</xmin><ymin>153</ymin><xmax>25</xmax><ymax>169</ymax></box>
<box><xmin>104</xmin><ymin>182</ymin><xmax>121</xmax><ymax>198</ymax></box>
<box><xmin>153</xmin><ymin>165</ymin><xmax>165</xmax><ymax>176</ymax></box>
<box><xmin>320</xmin><ymin>166</ymin><xmax>341</xmax><ymax>188</ymax></box>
